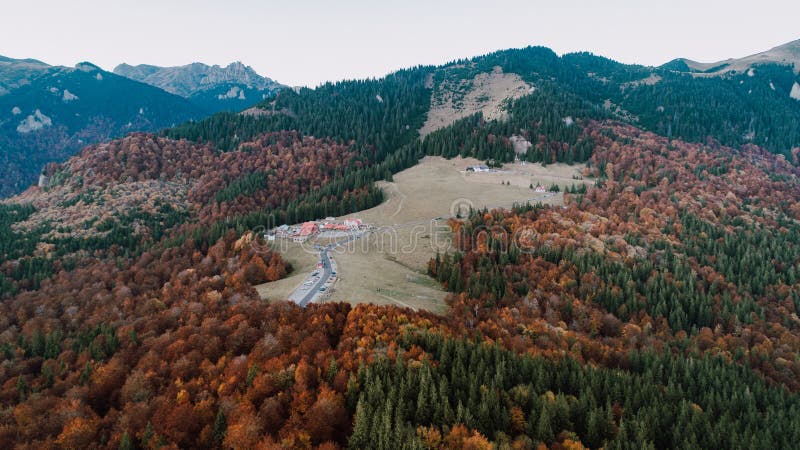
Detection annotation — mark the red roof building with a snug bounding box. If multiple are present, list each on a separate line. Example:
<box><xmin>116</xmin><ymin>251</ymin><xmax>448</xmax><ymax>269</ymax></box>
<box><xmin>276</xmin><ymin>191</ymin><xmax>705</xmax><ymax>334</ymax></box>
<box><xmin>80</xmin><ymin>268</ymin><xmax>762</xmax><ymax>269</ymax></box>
<box><xmin>299</xmin><ymin>222</ymin><xmax>318</xmax><ymax>236</ymax></box>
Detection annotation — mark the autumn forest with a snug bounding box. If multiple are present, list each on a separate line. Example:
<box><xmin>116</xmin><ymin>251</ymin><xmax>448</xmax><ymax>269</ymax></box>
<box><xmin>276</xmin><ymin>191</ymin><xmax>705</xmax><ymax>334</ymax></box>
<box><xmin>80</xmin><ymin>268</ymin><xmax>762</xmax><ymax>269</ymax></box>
<box><xmin>1</xmin><ymin>45</ymin><xmax>800</xmax><ymax>450</ymax></box>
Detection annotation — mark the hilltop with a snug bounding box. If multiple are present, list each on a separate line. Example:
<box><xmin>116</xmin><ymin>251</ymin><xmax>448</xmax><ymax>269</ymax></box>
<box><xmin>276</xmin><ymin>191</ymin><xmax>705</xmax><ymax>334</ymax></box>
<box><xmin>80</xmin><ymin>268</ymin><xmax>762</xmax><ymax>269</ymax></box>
<box><xmin>665</xmin><ymin>38</ymin><xmax>800</xmax><ymax>75</ymax></box>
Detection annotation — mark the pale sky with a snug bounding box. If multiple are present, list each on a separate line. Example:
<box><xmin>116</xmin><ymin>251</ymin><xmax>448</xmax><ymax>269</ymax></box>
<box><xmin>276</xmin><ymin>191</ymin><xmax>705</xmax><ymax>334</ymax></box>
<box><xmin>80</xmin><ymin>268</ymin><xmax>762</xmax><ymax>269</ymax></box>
<box><xmin>1</xmin><ymin>0</ymin><xmax>798</xmax><ymax>87</ymax></box>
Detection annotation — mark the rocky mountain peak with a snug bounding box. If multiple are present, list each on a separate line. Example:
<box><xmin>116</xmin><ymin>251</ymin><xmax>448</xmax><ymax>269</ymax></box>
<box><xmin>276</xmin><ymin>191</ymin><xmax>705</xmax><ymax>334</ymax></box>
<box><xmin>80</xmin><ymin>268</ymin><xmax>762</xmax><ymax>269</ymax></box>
<box><xmin>113</xmin><ymin>61</ymin><xmax>284</xmax><ymax>98</ymax></box>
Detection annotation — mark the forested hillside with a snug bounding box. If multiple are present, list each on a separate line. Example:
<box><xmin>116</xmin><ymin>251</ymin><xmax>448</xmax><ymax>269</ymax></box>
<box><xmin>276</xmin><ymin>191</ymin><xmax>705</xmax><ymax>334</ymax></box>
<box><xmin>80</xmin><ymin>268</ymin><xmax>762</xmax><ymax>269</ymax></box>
<box><xmin>1</xmin><ymin>44</ymin><xmax>800</xmax><ymax>449</ymax></box>
<box><xmin>0</xmin><ymin>58</ymin><xmax>205</xmax><ymax>197</ymax></box>
<box><xmin>469</xmin><ymin>47</ymin><xmax>800</xmax><ymax>155</ymax></box>
<box><xmin>352</xmin><ymin>332</ymin><xmax>800</xmax><ymax>449</ymax></box>
<box><xmin>165</xmin><ymin>67</ymin><xmax>432</xmax><ymax>157</ymax></box>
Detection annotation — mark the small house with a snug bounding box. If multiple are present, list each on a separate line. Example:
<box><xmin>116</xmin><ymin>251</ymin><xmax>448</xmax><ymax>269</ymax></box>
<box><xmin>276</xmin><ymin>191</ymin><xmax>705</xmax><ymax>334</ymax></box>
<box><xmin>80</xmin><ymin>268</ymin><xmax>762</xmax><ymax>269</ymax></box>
<box><xmin>344</xmin><ymin>218</ymin><xmax>362</xmax><ymax>229</ymax></box>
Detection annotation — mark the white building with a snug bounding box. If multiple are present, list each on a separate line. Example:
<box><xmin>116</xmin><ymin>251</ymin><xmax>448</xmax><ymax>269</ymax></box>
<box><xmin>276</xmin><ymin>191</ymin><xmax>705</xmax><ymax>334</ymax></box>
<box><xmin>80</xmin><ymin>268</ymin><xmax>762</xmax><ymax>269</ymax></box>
<box><xmin>344</xmin><ymin>218</ymin><xmax>363</xmax><ymax>229</ymax></box>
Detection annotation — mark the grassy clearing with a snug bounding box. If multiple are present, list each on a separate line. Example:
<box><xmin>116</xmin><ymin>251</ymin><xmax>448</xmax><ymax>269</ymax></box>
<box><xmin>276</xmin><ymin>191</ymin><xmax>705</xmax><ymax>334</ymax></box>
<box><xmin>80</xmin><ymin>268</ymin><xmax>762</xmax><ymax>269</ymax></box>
<box><xmin>256</xmin><ymin>156</ymin><xmax>591</xmax><ymax>312</ymax></box>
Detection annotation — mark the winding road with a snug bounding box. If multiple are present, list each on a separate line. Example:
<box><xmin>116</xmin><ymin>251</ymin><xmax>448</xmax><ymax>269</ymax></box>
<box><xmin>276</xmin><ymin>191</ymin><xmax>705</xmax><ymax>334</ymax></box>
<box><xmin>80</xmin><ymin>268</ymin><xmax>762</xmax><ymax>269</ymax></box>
<box><xmin>289</xmin><ymin>233</ymin><xmax>362</xmax><ymax>307</ymax></box>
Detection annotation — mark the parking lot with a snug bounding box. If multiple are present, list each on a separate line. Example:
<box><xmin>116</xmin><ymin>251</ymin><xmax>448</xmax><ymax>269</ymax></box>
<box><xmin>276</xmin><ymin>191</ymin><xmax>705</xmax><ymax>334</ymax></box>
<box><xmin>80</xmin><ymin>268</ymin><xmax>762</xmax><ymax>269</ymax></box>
<box><xmin>286</xmin><ymin>233</ymin><xmax>357</xmax><ymax>307</ymax></box>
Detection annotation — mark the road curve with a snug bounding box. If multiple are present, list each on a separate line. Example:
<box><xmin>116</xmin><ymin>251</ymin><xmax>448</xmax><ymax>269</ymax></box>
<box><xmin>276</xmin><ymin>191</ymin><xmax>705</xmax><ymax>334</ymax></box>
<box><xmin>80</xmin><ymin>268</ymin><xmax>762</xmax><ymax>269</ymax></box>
<box><xmin>290</xmin><ymin>233</ymin><xmax>361</xmax><ymax>307</ymax></box>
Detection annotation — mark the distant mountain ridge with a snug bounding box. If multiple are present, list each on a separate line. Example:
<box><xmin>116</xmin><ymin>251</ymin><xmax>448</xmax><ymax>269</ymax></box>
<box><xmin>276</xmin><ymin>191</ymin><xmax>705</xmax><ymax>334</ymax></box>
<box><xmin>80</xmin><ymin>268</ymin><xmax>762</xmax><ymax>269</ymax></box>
<box><xmin>0</xmin><ymin>55</ymin><xmax>52</xmax><ymax>95</ymax></box>
<box><xmin>663</xmin><ymin>39</ymin><xmax>800</xmax><ymax>75</ymax></box>
<box><xmin>0</xmin><ymin>55</ymin><xmax>205</xmax><ymax>197</ymax></box>
<box><xmin>2</xmin><ymin>38</ymin><xmax>799</xmax><ymax>199</ymax></box>
<box><xmin>113</xmin><ymin>61</ymin><xmax>285</xmax><ymax>112</ymax></box>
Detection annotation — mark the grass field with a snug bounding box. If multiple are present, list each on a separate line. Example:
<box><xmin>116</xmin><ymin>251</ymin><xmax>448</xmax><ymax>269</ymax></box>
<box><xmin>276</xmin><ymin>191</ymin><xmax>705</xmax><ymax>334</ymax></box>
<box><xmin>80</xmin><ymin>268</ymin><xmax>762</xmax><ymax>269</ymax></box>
<box><xmin>254</xmin><ymin>242</ymin><xmax>318</xmax><ymax>303</ymax></box>
<box><xmin>256</xmin><ymin>156</ymin><xmax>590</xmax><ymax>312</ymax></box>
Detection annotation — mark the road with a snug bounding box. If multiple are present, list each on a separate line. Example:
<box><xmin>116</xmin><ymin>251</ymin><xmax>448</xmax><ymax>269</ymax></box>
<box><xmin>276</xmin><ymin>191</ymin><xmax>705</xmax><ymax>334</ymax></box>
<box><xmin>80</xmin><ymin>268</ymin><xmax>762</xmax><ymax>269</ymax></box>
<box><xmin>286</xmin><ymin>194</ymin><xmax>547</xmax><ymax>308</ymax></box>
<box><xmin>296</xmin><ymin>247</ymin><xmax>332</xmax><ymax>307</ymax></box>
<box><xmin>289</xmin><ymin>232</ymin><xmax>361</xmax><ymax>307</ymax></box>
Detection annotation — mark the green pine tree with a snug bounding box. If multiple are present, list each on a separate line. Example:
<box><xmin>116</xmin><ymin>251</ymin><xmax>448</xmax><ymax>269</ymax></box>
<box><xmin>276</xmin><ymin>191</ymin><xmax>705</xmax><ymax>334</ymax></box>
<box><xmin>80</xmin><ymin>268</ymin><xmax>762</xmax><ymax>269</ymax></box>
<box><xmin>119</xmin><ymin>432</ymin><xmax>132</xmax><ymax>450</ymax></box>
<box><xmin>213</xmin><ymin>409</ymin><xmax>227</xmax><ymax>445</ymax></box>
<box><xmin>535</xmin><ymin>405</ymin><xmax>554</xmax><ymax>444</ymax></box>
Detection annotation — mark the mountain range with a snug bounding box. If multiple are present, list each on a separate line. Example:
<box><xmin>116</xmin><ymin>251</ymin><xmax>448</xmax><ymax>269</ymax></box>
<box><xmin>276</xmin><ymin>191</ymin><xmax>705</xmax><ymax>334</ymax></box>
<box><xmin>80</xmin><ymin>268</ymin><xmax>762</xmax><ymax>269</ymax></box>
<box><xmin>113</xmin><ymin>61</ymin><xmax>285</xmax><ymax>112</ymax></box>
<box><xmin>0</xmin><ymin>57</ymin><xmax>284</xmax><ymax>198</ymax></box>
<box><xmin>0</xmin><ymin>56</ymin><xmax>206</xmax><ymax>197</ymax></box>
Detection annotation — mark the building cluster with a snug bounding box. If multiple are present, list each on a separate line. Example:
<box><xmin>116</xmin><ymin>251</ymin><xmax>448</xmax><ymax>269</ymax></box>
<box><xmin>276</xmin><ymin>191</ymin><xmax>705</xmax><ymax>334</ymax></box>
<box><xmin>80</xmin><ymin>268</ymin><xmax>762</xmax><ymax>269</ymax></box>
<box><xmin>269</xmin><ymin>217</ymin><xmax>367</xmax><ymax>242</ymax></box>
<box><xmin>465</xmin><ymin>165</ymin><xmax>490</xmax><ymax>173</ymax></box>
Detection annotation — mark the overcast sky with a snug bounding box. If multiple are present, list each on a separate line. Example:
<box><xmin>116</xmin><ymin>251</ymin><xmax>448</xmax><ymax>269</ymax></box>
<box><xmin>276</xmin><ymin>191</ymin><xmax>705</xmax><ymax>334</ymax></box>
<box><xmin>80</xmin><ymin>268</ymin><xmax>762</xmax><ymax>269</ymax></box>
<box><xmin>2</xmin><ymin>0</ymin><xmax>798</xmax><ymax>87</ymax></box>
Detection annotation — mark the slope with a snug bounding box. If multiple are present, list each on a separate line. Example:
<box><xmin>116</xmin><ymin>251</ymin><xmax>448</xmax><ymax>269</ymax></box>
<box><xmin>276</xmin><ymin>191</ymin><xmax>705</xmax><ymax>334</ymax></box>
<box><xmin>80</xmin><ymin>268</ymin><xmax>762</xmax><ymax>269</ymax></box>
<box><xmin>0</xmin><ymin>58</ymin><xmax>206</xmax><ymax>197</ymax></box>
<box><xmin>667</xmin><ymin>38</ymin><xmax>800</xmax><ymax>75</ymax></box>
